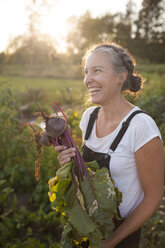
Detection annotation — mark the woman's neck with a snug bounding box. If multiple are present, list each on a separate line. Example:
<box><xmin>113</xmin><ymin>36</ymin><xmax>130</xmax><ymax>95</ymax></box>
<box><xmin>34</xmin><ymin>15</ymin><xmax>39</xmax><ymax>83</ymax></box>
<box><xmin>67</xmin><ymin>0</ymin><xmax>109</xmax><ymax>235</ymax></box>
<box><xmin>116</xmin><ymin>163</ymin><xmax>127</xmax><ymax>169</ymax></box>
<box><xmin>99</xmin><ymin>97</ymin><xmax>135</xmax><ymax>123</ymax></box>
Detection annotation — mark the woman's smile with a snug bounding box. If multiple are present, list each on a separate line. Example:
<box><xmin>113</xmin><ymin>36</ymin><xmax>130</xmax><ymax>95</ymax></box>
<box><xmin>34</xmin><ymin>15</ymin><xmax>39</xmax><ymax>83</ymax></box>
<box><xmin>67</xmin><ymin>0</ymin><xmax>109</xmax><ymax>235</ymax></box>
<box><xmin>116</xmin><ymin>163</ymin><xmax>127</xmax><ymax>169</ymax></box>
<box><xmin>88</xmin><ymin>87</ymin><xmax>102</xmax><ymax>96</ymax></box>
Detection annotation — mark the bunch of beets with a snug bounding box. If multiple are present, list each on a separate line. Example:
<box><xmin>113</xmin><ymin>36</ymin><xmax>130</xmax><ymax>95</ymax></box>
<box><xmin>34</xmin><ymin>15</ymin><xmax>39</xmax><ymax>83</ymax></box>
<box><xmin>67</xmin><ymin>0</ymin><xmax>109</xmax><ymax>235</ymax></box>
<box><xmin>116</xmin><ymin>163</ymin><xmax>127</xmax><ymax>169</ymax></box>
<box><xmin>28</xmin><ymin>95</ymin><xmax>122</xmax><ymax>248</ymax></box>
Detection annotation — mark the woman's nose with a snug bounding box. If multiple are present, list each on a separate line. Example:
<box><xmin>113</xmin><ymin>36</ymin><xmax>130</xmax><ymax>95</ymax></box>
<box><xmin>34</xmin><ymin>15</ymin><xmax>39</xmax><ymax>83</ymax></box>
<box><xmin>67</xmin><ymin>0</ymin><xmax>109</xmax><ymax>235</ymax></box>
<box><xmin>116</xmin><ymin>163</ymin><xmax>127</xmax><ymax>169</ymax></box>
<box><xmin>84</xmin><ymin>73</ymin><xmax>92</xmax><ymax>86</ymax></box>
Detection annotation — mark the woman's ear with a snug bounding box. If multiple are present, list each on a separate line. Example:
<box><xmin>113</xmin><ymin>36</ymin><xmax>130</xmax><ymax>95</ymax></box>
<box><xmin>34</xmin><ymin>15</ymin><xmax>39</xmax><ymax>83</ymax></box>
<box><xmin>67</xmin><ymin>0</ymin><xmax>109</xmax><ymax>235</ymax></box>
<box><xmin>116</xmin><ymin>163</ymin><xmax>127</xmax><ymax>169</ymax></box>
<box><xmin>121</xmin><ymin>71</ymin><xmax>128</xmax><ymax>83</ymax></box>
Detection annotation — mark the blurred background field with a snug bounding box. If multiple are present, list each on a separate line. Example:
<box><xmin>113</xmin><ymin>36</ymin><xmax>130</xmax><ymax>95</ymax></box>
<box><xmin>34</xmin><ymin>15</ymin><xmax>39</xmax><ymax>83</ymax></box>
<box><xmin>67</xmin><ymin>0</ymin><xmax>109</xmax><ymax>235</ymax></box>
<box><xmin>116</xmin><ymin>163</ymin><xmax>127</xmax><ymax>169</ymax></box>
<box><xmin>0</xmin><ymin>76</ymin><xmax>86</xmax><ymax>110</ymax></box>
<box><xmin>0</xmin><ymin>64</ymin><xmax>165</xmax><ymax>248</ymax></box>
<box><xmin>0</xmin><ymin>0</ymin><xmax>165</xmax><ymax>247</ymax></box>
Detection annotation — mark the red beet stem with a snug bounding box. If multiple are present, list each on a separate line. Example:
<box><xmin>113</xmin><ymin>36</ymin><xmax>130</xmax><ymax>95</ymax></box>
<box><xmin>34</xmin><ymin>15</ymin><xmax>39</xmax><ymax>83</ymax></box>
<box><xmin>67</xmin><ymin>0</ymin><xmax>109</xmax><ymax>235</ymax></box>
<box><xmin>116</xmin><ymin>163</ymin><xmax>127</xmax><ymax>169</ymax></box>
<box><xmin>49</xmin><ymin>103</ymin><xmax>97</xmax><ymax>198</ymax></box>
<box><xmin>55</xmin><ymin>102</ymin><xmax>69</xmax><ymax>131</ymax></box>
<box><xmin>51</xmin><ymin>129</ymin><xmax>96</xmax><ymax>198</ymax></box>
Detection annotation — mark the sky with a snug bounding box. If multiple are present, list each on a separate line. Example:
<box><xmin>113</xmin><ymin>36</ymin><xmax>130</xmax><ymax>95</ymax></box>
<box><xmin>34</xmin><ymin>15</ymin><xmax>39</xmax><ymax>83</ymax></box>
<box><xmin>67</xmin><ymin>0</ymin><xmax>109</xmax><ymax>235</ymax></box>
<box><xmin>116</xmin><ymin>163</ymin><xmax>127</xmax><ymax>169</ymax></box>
<box><xmin>0</xmin><ymin>0</ymin><xmax>143</xmax><ymax>52</ymax></box>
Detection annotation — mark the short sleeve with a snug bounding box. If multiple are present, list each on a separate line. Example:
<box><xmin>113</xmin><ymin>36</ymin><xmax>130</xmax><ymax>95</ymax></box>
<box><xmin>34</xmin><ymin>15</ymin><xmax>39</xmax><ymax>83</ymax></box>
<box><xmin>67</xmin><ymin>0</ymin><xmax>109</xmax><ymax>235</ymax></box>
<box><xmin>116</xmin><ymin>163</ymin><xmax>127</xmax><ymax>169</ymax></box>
<box><xmin>131</xmin><ymin>114</ymin><xmax>162</xmax><ymax>152</ymax></box>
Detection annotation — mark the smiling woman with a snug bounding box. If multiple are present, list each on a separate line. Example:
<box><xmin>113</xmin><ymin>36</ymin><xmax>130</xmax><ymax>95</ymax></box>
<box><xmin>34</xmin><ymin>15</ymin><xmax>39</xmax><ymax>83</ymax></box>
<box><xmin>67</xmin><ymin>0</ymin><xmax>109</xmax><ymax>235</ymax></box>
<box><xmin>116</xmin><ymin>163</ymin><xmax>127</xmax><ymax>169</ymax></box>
<box><xmin>55</xmin><ymin>42</ymin><xmax>164</xmax><ymax>248</ymax></box>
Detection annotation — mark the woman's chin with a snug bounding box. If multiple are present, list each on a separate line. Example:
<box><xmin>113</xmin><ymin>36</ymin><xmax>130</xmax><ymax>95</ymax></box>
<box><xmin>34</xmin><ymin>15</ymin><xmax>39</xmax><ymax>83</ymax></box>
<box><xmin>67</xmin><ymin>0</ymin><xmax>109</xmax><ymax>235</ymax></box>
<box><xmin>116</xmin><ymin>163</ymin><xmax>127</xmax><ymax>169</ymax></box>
<box><xmin>90</xmin><ymin>96</ymin><xmax>100</xmax><ymax>104</ymax></box>
<box><xmin>91</xmin><ymin>98</ymin><xmax>100</xmax><ymax>104</ymax></box>
<box><xmin>90</xmin><ymin>96</ymin><xmax>102</xmax><ymax>105</ymax></box>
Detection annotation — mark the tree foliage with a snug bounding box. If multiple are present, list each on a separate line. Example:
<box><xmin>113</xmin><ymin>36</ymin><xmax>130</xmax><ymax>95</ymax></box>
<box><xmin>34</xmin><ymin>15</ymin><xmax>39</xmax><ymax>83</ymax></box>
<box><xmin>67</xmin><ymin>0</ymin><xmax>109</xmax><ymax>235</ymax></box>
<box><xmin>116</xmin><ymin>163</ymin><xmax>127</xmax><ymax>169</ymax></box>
<box><xmin>0</xmin><ymin>0</ymin><xmax>165</xmax><ymax>72</ymax></box>
<box><xmin>6</xmin><ymin>34</ymin><xmax>57</xmax><ymax>65</ymax></box>
<box><xmin>66</xmin><ymin>0</ymin><xmax>165</xmax><ymax>63</ymax></box>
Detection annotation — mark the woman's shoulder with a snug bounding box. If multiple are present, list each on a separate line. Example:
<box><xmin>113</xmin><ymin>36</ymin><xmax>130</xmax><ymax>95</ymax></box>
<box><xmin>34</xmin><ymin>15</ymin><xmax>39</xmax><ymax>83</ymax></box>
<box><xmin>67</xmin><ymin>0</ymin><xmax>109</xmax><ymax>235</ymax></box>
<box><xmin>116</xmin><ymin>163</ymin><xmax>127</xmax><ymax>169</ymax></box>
<box><xmin>128</xmin><ymin>107</ymin><xmax>162</xmax><ymax>152</ymax></box>
<box><xmin>81</xmin><ymin>106</ymin><xmax>99</xmax><ymax>120</ymax></box>
<box><xmin>131</xmin><ymin>108</ymin><xmax>159</xmax><ymax>130</ymax></box>
<box><xmin>79</xmin><ymin>106</ymin><xmax>98</xmax><ymax>131</ymax></box>
<box><xmin>83</xmin><ymin>106</ymin><xmax>98</xmax><ymax>115</ymax></box>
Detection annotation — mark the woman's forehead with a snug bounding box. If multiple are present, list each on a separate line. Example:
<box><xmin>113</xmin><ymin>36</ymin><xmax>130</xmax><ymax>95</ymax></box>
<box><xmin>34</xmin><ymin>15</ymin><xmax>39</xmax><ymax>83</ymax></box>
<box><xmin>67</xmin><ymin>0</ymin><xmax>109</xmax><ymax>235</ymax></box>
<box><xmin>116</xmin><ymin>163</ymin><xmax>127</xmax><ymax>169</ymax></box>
<box><xmin>84</xmin><ymin>51</ymin><xmax>111</xmax><ymax>68</ymax></box>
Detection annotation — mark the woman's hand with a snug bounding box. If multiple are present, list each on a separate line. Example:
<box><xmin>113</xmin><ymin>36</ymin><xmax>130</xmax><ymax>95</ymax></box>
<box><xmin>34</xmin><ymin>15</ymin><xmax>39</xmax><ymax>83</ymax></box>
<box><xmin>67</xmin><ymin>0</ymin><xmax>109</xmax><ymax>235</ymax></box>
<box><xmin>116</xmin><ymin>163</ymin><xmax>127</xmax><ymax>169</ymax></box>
<box><xmin>54</xmin><ymin>145</ymin><xmax>76</xmax><ymax>166</ymax></box>
<box><xmin>101</xmin><ymin>239</ymin><xmax>115</xmax><ymax>248</ymax></box>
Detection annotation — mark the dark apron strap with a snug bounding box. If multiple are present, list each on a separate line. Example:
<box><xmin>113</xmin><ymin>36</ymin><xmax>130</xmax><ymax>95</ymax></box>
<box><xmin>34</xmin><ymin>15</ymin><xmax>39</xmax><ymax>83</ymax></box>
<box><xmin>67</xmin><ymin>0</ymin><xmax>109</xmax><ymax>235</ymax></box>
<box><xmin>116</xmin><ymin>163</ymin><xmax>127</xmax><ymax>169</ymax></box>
<box><xmin>84</xmin><ymin>106</ymin><xmax>101</xmax><ymax>140</ymax></box>
<box><xmin>110</xmin><ymin>110</ymin><xmax>144</xmax><ymax>151</ymax></box>
<box><xmin>84</xmin><ymin>107</ymin><xmax>144</xmax><ymax>151</ymax></box>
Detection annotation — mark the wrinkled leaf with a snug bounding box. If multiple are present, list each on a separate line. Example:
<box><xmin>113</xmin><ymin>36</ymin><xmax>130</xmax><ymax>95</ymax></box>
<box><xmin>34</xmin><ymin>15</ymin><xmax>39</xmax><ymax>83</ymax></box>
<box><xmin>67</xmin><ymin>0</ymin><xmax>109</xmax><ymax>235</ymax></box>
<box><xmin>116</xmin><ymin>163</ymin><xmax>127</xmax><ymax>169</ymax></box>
<box><xmin>68</xmin><ymin>203</ymin><xmax>96</xmax><ymax>235</ymax></box>
<box><xmin>89</xmin><ymin>228</ymin><xmax>103</xmax><ymax>248</ymax></box>
<box><xmin>49</xmin><ymin>165</ymin><xmax>122</xmax><ymax>247</ymax></box>
<box><xmin>56</xmin><ymin>162</ymin><xmax>72</xmax><ymax>180</ymax></box>
<box><xmin>61</xmin><ymin>222</ymin><xmax>73</xmax><ymax>248</ymax></box>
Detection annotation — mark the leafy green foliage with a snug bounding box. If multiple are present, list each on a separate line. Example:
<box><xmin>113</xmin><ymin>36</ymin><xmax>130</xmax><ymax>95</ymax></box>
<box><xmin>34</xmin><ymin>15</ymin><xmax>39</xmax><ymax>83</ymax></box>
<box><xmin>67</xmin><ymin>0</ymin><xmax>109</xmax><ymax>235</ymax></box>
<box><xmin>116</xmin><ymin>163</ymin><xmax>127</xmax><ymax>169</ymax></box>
<box><xmin>136</xmin><ymin>74</ymin><xmax>165</xmax><ymax>143</ymax></box>
<box><xmin>0</xmin><ymin>82</ymin><xmax>63</xmax><ymax>247</ymax></box>
<box><xmin>48</xmin><ymin>164</ymin><xmax>122</xmax><ymax>248</ymax></box>
<box><xmin>0</xmin><ymin>73</ymin><xmax>165</xmax><ymax>248</ymax></box>
<box><xmin>139</xmin><ymin>205</ymin><xmax>165</xmax><ymax>248</ymax></box>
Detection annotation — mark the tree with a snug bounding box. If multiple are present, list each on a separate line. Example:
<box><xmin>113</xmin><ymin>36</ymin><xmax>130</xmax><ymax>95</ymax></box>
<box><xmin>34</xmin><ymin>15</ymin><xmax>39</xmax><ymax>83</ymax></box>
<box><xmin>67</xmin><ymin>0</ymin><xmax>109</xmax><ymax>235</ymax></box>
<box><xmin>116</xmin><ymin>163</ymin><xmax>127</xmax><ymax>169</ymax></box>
<box><xmin>6</xmin><ymin>34</ymin><xmax>57</xmax><ymax>65</ymax></box>
<box><xmin>135</xmin><ymin>0</ymin><xmax>165</xmax><ymax>42</ymax></box>
<box><xmin>66</xmin><ymin>11</ymin><xmax>116</xmax><ymax>61</ymax></box>
<box><xmin>5</xmin><ymin>0</ymin><xmax>58</xmax><ymax>65</ymax></box>
<box><xmin>134</xmin><ymin>0</ymin><xmax>165</xmax><ymax>62</ymax></box>
<box><xmin>114</xmin><ymin>1</ymin><xmax>135</xmax><ymax>48</ymax></box>
<box><xmin>0</xmin><ymin>52</ymin><xmax>6</xmax><ymax>65</ymax></box>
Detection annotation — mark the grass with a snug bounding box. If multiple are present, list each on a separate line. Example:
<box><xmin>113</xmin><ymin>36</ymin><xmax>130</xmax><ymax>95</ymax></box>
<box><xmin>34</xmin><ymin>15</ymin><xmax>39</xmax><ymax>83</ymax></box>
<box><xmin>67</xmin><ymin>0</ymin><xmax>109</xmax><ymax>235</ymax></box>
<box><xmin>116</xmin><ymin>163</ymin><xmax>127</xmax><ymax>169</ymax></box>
<box><xmin>0</xmin><ymin>75</ymin><xmax>84</xmax><ymax>95</ymax></box>
<box><xmin>136</xmin><ymin>64</ymin><xmax>165</xmax><ymax>75</ymax></box>
<box><xmin>0</xmin><ymin>63</ymin><xmax>164</xmax><ymax>108</ymax></box>
<box><xmin>0</xmin><ymin>76</ymin><xmax>86</xmax><ymax>108</ymax></box>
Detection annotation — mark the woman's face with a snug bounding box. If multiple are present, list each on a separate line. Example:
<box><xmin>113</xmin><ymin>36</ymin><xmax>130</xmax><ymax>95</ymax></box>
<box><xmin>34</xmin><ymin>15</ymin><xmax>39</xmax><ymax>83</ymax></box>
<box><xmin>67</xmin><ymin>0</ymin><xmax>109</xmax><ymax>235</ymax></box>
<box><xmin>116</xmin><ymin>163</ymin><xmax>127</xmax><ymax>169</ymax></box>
<box><xmin>84</xmin><ymin>51</ymin><xmax>122</xmax><ymax>106</ymax></box>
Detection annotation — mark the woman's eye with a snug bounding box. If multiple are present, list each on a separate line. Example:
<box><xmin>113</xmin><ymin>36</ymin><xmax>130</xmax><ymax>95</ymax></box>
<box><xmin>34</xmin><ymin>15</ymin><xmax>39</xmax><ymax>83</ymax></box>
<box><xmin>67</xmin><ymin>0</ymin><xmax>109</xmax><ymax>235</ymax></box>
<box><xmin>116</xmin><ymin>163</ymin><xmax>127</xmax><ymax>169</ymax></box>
<box><xmin>94</xmin><ymin>68</ymin><xmax>101</xmax><ymax>73</ymax></box>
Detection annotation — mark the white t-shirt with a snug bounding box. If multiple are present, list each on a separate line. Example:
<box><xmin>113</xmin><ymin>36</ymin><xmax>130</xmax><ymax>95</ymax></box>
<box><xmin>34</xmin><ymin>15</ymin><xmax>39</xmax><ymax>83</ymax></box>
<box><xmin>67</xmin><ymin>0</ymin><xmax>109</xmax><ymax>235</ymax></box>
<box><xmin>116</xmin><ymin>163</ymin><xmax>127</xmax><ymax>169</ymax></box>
<box><xmin>79</xmin><ymin>106</ymin><xmax>162</xmax><ymax>218</ymax></box>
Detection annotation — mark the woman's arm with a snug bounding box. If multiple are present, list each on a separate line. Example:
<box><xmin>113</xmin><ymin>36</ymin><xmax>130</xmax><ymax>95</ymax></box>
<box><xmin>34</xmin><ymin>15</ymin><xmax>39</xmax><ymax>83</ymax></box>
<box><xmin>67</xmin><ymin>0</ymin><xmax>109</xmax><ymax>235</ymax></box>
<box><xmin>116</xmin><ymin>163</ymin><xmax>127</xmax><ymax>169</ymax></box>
<box><xmin>102</xmin><ymin>137</ymin><xmax>164</xmax><ymax>248</ymax></box>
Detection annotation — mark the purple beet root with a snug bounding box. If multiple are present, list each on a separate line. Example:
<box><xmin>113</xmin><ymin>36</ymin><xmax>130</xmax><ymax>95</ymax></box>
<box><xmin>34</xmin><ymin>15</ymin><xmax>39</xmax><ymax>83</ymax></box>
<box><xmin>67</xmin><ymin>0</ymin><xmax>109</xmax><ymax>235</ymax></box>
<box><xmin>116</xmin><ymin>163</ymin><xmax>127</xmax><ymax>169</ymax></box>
<box><xmin>46</xmin><ymin>117</ymin><xmax>67</xmax><ymax>139</ymax></box>
<box><xmin>39</xmin><ymin>131</ymin><xmax>51</xmax><ymax>146</ymax></box>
